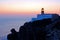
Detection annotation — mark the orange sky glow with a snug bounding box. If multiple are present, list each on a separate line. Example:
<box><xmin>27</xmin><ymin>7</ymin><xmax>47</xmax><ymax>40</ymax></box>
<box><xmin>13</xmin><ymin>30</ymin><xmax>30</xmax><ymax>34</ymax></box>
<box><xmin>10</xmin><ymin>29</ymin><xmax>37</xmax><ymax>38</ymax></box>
<box><xmin>0</xmin><ymin>0</ymin><xmax>60</xmax><ymax>15</ymax></box>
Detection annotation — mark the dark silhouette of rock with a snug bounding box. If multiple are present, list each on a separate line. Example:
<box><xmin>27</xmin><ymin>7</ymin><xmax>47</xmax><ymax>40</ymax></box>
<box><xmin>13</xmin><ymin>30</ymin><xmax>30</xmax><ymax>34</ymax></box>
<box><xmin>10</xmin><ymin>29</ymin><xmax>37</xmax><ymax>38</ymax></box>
<box><xmin>19</xmin><ymin>18</ymin><xmax>52</xmax><ymax>40</ymax></box>
<box><xmin>45</xmin><ymin>19</ymin><xmax>60</xmax><ymax>40</ymax></box>
<box><xmin>7</xmin><ymin>28</ymin><xmax>18</xmax><ymax>40</ymax></box>
<box><xmin>7</xmin><ymin>18</ymin><xmax>60</xmax><ymax>40</ymax></box>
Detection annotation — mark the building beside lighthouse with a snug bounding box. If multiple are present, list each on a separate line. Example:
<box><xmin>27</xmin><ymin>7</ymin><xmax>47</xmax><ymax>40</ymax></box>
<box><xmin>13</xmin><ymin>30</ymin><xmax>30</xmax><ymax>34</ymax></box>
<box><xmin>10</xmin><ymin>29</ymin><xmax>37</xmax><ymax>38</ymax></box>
<box><xmin>32</xmin><ymin>8</ymin><xmax>59</xmax><ymax>21</ymax></box>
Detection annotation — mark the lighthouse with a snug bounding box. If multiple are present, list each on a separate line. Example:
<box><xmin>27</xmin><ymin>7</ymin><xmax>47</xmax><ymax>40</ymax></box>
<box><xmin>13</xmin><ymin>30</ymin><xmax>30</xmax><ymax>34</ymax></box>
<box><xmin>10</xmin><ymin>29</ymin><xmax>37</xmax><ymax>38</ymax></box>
<box><xmin>41</xmin><ymin>8</ymin><xmax>44</xmax><ymax>14</ymax></box>
<box><xmin>31</xmin><ymin>8</ymin><xmax>59</xmax><ymax>21</ymax></box>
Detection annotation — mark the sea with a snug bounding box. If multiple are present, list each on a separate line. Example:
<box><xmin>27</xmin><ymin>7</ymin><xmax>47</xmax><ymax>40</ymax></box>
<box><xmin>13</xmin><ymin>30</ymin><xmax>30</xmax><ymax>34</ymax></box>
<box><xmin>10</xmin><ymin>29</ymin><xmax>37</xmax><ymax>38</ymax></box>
<box><xmin>0</xmin><ymin>13</ymin><xmax>36</xmax><ymax>40</ymax></box>
<box><xmin>0</xmin><ymin>17</ymin><xmax>32</xmax><ymax>40</ymax></box>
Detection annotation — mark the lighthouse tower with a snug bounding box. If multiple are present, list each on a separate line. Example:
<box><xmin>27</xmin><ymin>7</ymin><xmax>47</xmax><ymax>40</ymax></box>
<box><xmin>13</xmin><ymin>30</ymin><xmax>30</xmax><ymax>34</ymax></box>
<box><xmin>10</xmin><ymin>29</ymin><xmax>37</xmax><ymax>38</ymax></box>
<box><xmin>41</xmin><ymin>8</ymin><xmax>44</xmax><ymax>14</ymax></box>
<box><xmin>31</xmin><ymin>8</ymin><xmax>59</xmax><ymax>21</ymax></box>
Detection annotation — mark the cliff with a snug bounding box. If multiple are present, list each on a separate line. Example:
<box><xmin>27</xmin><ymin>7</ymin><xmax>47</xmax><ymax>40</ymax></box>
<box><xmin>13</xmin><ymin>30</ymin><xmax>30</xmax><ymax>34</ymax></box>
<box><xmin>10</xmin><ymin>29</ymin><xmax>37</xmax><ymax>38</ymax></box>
<box><xmin>7</xmin><ymin>18</ymin><xmax>60</xmax><ymax>40</ymax></box>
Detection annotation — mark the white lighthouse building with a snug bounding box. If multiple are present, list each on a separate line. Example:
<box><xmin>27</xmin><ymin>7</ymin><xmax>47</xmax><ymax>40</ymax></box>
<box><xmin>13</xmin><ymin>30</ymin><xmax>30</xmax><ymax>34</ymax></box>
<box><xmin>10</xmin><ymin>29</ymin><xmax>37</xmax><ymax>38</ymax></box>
<box><xmin>32</xmin><ymin>8</ymin><xmax>59</xmax><ymax>21</ymax></box>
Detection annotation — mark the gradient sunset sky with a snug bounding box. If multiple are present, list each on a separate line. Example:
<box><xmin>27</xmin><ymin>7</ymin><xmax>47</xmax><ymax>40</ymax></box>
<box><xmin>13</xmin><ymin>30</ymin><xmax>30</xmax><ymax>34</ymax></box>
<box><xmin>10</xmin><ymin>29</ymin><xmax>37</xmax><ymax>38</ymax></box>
<box><xmin>0</xmin><ymin>0</ymin><xmax>60</xmax><ymax>15</ymax></box>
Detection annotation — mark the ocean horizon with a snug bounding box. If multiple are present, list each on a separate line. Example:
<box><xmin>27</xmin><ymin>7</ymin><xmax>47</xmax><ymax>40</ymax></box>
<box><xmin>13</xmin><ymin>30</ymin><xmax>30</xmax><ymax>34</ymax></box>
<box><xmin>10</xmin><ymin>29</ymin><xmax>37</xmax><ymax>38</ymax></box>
<box><xmin>0</xmin><ymin>16</ymin><xmax>33</xmax><ymax>40</ymax></box>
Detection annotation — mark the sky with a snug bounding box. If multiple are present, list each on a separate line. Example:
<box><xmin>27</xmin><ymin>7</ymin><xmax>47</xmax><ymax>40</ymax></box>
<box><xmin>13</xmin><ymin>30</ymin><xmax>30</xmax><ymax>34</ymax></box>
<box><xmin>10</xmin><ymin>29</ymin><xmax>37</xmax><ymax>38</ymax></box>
<box><xmin>0</xmin><ymin>0</ymin><xmax>60</xmax><ymax>15</ymax></box>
